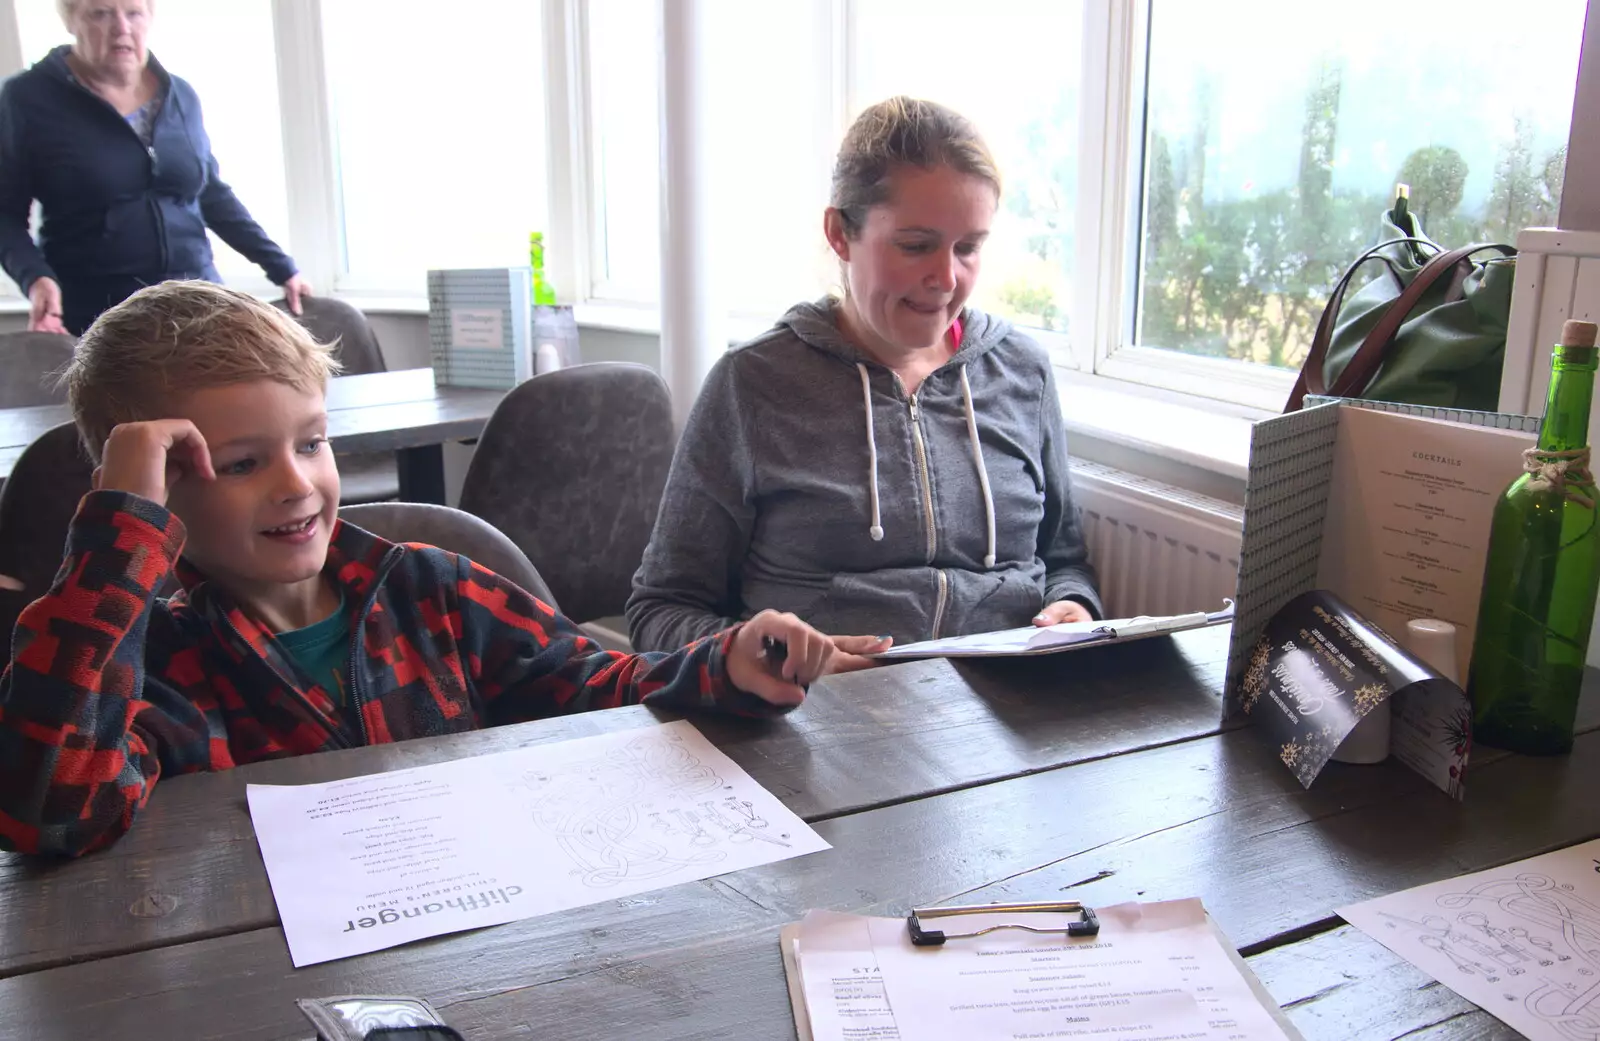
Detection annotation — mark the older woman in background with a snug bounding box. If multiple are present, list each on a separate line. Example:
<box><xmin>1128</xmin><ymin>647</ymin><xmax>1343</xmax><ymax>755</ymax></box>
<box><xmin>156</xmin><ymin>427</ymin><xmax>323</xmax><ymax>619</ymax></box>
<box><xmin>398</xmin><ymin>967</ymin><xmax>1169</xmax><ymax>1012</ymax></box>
<box><xmin>0</xmin><ymin>0</ymin><xmax>309</xmax><ymax>335</ymax></box>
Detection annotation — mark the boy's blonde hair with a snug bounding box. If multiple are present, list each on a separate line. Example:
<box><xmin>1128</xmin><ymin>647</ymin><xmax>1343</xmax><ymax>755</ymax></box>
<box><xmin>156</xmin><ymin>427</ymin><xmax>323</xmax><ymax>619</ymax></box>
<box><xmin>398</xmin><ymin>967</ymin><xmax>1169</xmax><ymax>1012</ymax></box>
<box><xmin>65</xmin><ymin>281</ymin><xmax>340</xmax><ymax>461</ymax></box>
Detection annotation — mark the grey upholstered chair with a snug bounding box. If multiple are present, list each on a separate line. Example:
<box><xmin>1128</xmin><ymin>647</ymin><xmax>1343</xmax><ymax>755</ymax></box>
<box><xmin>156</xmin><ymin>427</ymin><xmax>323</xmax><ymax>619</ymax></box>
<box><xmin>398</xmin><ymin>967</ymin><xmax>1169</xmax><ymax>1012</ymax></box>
<box><xmin>273</xmin><ymin>296</ymin><xmax>398</xmax><ymax>505</ymax></box>
<box><xmin>457</xmin><ymin>363</ymin><xmax>675</xmax><ymax>648</ymax></box>
<box><xmin>339</xmin><ymin>501</ymin><xmax>557</xmax><ymax>608</ymax></box>
<box><xmin>0</xmin><ymin>331</ymin><xmax>75</xmax><ymax>409</ymax></box>
<box><xmin>0</xmin><ymin>423</ymin><xmax>95</xmax><ymax>664</ymax></box>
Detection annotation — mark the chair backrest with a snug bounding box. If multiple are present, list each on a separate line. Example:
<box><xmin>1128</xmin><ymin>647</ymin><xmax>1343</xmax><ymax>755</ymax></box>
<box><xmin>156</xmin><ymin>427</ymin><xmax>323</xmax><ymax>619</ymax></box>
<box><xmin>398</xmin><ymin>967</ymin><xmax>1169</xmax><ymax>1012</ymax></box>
<box><xmin>457</xmin><ymin>362</ymin><xmax>676</xmax><ymax>625</ymax></box>
<box><xmin>0</xmin><ymin>423</ymin><xmax>95</xmax><ymax>662</ymax></box>
<box><xmin>0</xmin><ymin>332</ymin><xmax>75</xmax><ymax>409</ymax></box>
<box><xmin>338</xmin><ymin>501</ymin><xmax>558</xmax><ymax>609</ymax></box>
<box><xmin>273</xmin><ymin>297</ymin><xmax>387</xmax><ymax>376</ymax></box>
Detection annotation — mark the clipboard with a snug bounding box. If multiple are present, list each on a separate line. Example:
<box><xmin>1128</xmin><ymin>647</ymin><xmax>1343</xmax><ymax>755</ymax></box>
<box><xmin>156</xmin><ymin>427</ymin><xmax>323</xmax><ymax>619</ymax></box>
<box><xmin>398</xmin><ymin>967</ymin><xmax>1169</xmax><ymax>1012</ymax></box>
<box><xmin>780</xmin><ymin>898</ymin><xmax>1304</xmax><ymax>1041</ymax></box>
<box><xmin>870</xmin><ymin>601</ymin><xmax>1235</xmax><ymax>660</ymax></box>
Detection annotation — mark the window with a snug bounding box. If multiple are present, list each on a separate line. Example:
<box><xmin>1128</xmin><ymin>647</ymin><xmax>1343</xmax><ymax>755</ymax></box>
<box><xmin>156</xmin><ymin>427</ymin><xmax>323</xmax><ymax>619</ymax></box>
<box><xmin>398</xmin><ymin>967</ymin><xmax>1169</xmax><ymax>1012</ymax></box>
<box><xmin>4</xmin><ymin>0</ymin><xmax>1586</xmax><ymax>416</ymax></box>
<box><xmin>584</xmin><ymin>0</ymin><xmax>660</xmax><ymax>303</ymax></box>
<box><xmin>585</xmin><ymin>1</ymin><xmax>831</xmax><ymax>316</ymax></box>
<box><xmin>16</xmin><ymin>0</ymin><xmax>292</xmax><ymax>287</ymax></box>
<box><xmin>1131</xmin><ymin>0</ymin><xmax>1586</xmax><ymax>380</ymax></box>
<box><xmin>851</xmin><ymin>0</ymin><xmax>1084</xmax><ymax>338</ymax></box>
<box><xmin>322</xmin><ymin>0</ymin><xmax>546</xmax><ymax>294</ymax></box>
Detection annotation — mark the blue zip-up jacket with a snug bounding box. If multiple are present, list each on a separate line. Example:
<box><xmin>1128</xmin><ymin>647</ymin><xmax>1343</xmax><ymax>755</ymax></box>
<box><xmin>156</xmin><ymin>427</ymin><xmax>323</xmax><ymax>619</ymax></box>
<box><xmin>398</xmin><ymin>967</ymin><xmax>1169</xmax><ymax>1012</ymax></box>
<box><xmin>0</xmin><ymin>46</ymin><xmax>296</xmax><ymax>324</ymax></box>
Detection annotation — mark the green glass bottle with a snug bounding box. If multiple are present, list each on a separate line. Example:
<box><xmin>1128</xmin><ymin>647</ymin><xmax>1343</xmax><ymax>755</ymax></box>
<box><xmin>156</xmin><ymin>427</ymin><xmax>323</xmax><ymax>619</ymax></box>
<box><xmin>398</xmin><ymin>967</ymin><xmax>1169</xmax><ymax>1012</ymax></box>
<box><xmin>529</xmin><ymin>232</ymin><xmax>557</xmax><ymax>306</ymax></box>
<box><xmin>1468</xmin><ymin>319</ymin><xmax>1600</xmax><ymax>754</ymax></box>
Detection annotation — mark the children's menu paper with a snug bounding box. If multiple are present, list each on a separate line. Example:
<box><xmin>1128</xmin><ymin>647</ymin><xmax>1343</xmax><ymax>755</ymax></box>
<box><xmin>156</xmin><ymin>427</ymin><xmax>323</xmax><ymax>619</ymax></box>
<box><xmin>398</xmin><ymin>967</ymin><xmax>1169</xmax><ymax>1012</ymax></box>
<box><xmin>246</xmin><ymin>720</ymin><xmax>829</xmax><ymax>967</ymax></box>
<box><xmin>1339</xmin><ymin>838</ymin><xmax>1600</xmax><ymax>1041</ymax></box>
<box><xmin>1315</xmin><ymin>406</ymin><xmax>1534</xmax><ymax>682</ymax></box>
<box><xmin>783</xmin><ymin>901</ymin><xmax>1300</xmax><ymax>1040</ymax></box>
<box><xmin>1239</xmin><ymin>589</ymin><xmax>1471</xmax><ymax>797</ymax></box>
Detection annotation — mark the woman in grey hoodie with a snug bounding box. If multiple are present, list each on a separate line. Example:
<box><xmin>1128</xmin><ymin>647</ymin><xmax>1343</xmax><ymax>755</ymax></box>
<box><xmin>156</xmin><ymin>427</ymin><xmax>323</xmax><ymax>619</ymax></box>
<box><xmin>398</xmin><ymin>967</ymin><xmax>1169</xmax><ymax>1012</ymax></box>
<box><xmin>628</xmin><ymin>97</ymin><xmax>1102</xmax><ymax>652</ymax></box>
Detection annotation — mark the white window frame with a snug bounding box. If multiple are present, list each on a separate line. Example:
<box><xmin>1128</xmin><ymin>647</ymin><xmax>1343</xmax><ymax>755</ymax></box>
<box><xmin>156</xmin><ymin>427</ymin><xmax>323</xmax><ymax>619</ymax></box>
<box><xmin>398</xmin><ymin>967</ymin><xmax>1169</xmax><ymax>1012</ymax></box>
<box><xmin>557</xmin><ymin>0</ymin><xmax>1282</xmax><ymax>404</ymax></box>
<box><xmin>2</xmin><ymin>0</ymin><xmax>1567</xmax><ymax>419</ymax></box>
<box><xmin>1073</xmin><ymin>0</ymin><xmax>1295</xmax><ymax>410</ymax></box>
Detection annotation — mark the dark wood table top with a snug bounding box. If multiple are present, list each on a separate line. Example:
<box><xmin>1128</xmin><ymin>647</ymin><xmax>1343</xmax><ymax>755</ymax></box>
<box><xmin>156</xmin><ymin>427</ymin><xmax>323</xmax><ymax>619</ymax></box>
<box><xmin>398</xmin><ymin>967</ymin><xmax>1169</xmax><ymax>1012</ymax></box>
<box><xmin>0</xmin><ymin>623</ymin><xmax>1593</xmax><ymax>1041</ymax></box>
<box><xmin>0</xmin><ymin>369</ymin><xmax>504</xmax><ymax>478</ymax></box>
<box><xmin>0</xmin><ymin>626</ymin><xmax>1232</xmax><ymax>977</ymax></box>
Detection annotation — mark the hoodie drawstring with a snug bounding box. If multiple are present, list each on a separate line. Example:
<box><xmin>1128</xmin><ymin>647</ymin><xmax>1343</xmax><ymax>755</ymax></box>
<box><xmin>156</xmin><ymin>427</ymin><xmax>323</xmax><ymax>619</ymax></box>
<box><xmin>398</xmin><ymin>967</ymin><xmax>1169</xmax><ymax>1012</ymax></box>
<box><xmin>857</xmin><ymin>362</ymin><xmax>997</xmax><ymax>568</ymax></box>
<box><xmin>857</xmin><ymin>363</ymin><xmax>885</xmax><ymax>541</ymax></box>
<box><xmin>959</xmin><ymin>364</ymin><xmax>998</xmax><ymax>568</ymax></box>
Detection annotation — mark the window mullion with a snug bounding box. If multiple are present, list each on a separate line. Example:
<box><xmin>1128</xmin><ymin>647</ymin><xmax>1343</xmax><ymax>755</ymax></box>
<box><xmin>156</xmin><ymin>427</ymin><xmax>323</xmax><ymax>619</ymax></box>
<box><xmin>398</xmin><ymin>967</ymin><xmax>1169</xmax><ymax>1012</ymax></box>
<box><xmin>1074</xmin><ymin>0</ymin><xmax>1144</xmax><ymax>376</ymax></box>
<box><xmin>0</xmin><ymin>0</ymin><xmax>23</xmax><ymax>79</ymax></box>
<box><xmin>271</xmin><ymin>0</ymin><xmax>341</xmax><ymax>292</ymax></box>
<box><xmin>544</xmin><ymin>0</ymin><xmax>592</xmax><ymax>305</ymax></box>
<box><xmin>833</xmin><ymin>0</ymin><xmax>853</xmax><ymax>123</ymax></box>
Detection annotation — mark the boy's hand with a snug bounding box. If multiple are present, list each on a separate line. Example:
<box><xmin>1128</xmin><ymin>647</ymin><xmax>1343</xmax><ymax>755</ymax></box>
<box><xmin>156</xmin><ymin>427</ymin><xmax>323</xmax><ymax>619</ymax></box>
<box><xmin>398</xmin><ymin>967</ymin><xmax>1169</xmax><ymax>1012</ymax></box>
<box><xmin>827</xmin><ymin>633</ymin><xmax>894</xmax><ymax>673</ymax></box>
<box><xmin>94</xmin><ymin>420</ymin><xmax>216</xmax><ymax>506</ymax></box>
<box><xmin>727</xmin><ymin>612</ymin><xmax>891</xmax><ymax>708</ymax></box>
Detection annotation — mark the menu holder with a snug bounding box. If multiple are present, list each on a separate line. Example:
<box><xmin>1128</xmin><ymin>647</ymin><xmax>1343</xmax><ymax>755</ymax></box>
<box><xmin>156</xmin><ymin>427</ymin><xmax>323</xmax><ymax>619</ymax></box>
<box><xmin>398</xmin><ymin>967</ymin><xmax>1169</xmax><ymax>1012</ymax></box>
<box><xmin>1240</xmin><ymin>588</ymin><xmax>1471</xmax><ymax>797</ymax></box>
<box><xmin>425</xmin><ymin>267</ymin><xmax>534</xmax><ymax>390</ymax></box>
<box><xmin>1227</xmin><ymin>396</ymin><xmax>1538</xmax><ymax>711</ymax></box>
<box><xmin>1224</xmin><ymin>397</ymin><xmax>1542</xmax><ymax>795</ymax></box>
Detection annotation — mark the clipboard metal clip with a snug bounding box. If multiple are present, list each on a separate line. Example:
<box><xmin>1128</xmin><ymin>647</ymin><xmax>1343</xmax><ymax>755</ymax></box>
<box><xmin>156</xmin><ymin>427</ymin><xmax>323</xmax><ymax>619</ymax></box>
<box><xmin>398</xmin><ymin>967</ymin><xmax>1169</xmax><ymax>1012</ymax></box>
<box><xmin>906</xmin><ymin>901</ymin><xmax>1100</xmax><ymax>947</ymax></box>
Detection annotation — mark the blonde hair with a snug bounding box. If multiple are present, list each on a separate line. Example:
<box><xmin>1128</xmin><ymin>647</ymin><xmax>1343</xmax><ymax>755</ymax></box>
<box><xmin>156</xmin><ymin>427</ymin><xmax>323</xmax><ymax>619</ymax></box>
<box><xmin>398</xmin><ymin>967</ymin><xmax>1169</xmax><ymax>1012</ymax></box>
<box><xmin>830</xmin><ymin>96</ymin><xmax>1002</xmax><ymax>238</ymax></box>
<box><xmin>65</xmin><ymin>281</ymin><xmax>340</xmax><ymax>461</ymax></box>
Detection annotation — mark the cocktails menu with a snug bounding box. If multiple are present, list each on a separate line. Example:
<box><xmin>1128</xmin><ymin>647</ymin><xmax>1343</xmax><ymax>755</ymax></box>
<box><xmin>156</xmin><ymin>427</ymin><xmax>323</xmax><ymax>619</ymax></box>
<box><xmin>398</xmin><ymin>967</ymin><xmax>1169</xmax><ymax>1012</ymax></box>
<box><xmin>1315</xmin><ymin>406</ymin><xmax>1533</xmax><ymax>682</ymax></box>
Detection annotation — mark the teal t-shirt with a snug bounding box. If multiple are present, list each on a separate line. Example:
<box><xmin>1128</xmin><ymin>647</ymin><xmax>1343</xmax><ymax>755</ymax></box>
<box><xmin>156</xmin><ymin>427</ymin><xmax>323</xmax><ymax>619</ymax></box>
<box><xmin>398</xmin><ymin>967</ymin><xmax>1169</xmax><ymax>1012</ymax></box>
<box><xmin>275</xmin><ymin>593</ymin><xmax>353</xmax><ymax>706</ymax></box>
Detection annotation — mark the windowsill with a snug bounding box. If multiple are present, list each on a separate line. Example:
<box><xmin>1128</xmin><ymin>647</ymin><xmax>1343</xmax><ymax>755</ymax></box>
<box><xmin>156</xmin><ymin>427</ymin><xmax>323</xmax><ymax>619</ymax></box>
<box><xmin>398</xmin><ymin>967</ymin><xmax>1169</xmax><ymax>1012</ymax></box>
<box><xmin>1057</xmin><ymin>369</ymin><xmax>1264</xmax><ymax>482</ymax></box>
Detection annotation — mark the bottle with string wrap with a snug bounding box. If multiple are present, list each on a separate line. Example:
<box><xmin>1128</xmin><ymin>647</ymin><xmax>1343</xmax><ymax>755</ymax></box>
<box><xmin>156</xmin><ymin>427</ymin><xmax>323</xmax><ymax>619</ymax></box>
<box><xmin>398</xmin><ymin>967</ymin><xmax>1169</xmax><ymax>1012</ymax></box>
<box><xmin>1467</xmin><ymin>319</ymin><xmax>1600</xmax><ymax>754</ymax></box>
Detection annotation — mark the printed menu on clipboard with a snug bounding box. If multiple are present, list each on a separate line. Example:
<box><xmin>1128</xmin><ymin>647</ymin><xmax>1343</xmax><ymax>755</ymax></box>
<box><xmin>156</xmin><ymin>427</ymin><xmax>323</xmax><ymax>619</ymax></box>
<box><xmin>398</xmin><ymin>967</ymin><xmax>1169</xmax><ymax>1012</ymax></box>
<box><xmin>780</xmin><ymin>898</ymin><xmax>1301</xmax><ymax>1040</ymax></box>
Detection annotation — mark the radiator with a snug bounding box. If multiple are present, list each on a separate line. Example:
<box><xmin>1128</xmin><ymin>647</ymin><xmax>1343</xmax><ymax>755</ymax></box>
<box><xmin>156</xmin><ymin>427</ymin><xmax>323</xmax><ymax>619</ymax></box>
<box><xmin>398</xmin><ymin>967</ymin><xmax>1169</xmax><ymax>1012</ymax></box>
<box><xmin>1070</xmin><ymin>460</ymin><xmax>1244</xmax><ymax>619</ymax></box>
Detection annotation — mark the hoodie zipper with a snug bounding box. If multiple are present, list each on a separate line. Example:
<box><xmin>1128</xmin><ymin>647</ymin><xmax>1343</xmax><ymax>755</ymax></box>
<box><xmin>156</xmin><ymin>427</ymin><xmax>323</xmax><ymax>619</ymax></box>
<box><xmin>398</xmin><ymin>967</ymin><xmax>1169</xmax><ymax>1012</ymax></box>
<box><xmin>344</xmin><ymin>546</ymin><xmax>407</xmax><ymax>748</ymax></box>
<box><xmin>907</xmin><ymin>391</ymin><xmax>949</xmax><ymax>640</ymax></box>
<box><xmin>906</xmin><ymin>392</ymin><xmax>938</xmax><ymax>561</ymax></box>
<box><xmin>217</xmin><ymin>545</ymin><xmax>405</xmax><ymax>751</ymax></box>
<box><xmin>223</xmin><ymin>613</ymin><xmax>352</xmax><ymax>751</ymax></box>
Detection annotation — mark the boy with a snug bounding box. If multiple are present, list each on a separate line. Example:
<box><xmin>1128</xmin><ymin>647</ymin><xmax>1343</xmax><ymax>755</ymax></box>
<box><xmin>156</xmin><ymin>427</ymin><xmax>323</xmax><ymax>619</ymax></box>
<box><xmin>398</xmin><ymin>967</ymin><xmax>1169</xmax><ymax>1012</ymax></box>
<box><xmin>0</xmin><ymin>281</ymin><xmax>887</xmax><ymax>858</ymax></box>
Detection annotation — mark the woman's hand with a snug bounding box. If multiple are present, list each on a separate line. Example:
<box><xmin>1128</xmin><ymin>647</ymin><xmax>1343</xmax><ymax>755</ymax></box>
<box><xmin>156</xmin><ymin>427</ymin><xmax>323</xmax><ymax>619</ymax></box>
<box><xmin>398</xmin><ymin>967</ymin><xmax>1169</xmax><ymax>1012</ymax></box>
<box><xmin>281</xmin><ymin>274</ymin><xmax>313</xmax><ymax>316</ymax></box>
<box><xmin>1033</xmin><ymin>600</ymin><xmax>1094</xmax><ymax>626</ymax></box>
<box><xmin>27</xmin><ymin>278</ymin><xmax>67</xmax><ymax>335</ymax></box>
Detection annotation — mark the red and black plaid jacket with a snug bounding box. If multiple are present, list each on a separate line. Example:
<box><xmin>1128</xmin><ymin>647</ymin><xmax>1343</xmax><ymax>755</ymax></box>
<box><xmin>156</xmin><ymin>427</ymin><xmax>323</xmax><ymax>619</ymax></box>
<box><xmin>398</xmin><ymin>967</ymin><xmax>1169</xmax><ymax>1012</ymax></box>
<box><xmin>0</xmin><ymin>491</ymin><xmax>765</xmax><ymax>857</ymax></box>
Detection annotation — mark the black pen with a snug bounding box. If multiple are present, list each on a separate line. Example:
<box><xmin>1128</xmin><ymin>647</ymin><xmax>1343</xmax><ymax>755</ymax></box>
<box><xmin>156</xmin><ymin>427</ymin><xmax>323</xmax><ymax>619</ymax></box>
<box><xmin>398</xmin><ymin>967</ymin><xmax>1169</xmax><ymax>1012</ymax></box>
<box><xmin>761</xmin><ymin>635</ymin><xmax>807</xmax><ymax>691</ymax></box>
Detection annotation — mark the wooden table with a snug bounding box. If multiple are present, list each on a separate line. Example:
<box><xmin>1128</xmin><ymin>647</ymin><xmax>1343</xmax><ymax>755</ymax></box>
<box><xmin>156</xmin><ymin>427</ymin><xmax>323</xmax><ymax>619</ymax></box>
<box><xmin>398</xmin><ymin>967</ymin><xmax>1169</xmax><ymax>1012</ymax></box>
<box><xmin>0</xmin><ymin>369</ymin><xmax>504</xmax><ymax>503</ymax></box>
<box><xmin>0</xmin><ymin>624</ymin><xmax>1592</xmax><ymax>1040</ymax></box>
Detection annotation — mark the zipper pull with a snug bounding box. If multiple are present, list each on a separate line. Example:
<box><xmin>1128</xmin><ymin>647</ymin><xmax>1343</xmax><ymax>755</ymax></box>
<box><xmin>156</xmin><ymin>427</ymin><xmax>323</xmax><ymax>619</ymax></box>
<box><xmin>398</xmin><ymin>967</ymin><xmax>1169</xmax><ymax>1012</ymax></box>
<box><xmin>908</xmin><ymin>393</ymin><xmax>919</xmax><ymax>420</ymax></box>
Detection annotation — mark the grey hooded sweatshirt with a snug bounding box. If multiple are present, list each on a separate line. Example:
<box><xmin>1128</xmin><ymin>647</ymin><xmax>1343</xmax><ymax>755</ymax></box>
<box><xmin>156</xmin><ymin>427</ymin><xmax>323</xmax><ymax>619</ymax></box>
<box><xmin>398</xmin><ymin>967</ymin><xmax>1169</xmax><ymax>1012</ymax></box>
<box><xmin>627</xmin><ymin>300</ymin><xmax>1102</xmax><ymax>651</ymax></box>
